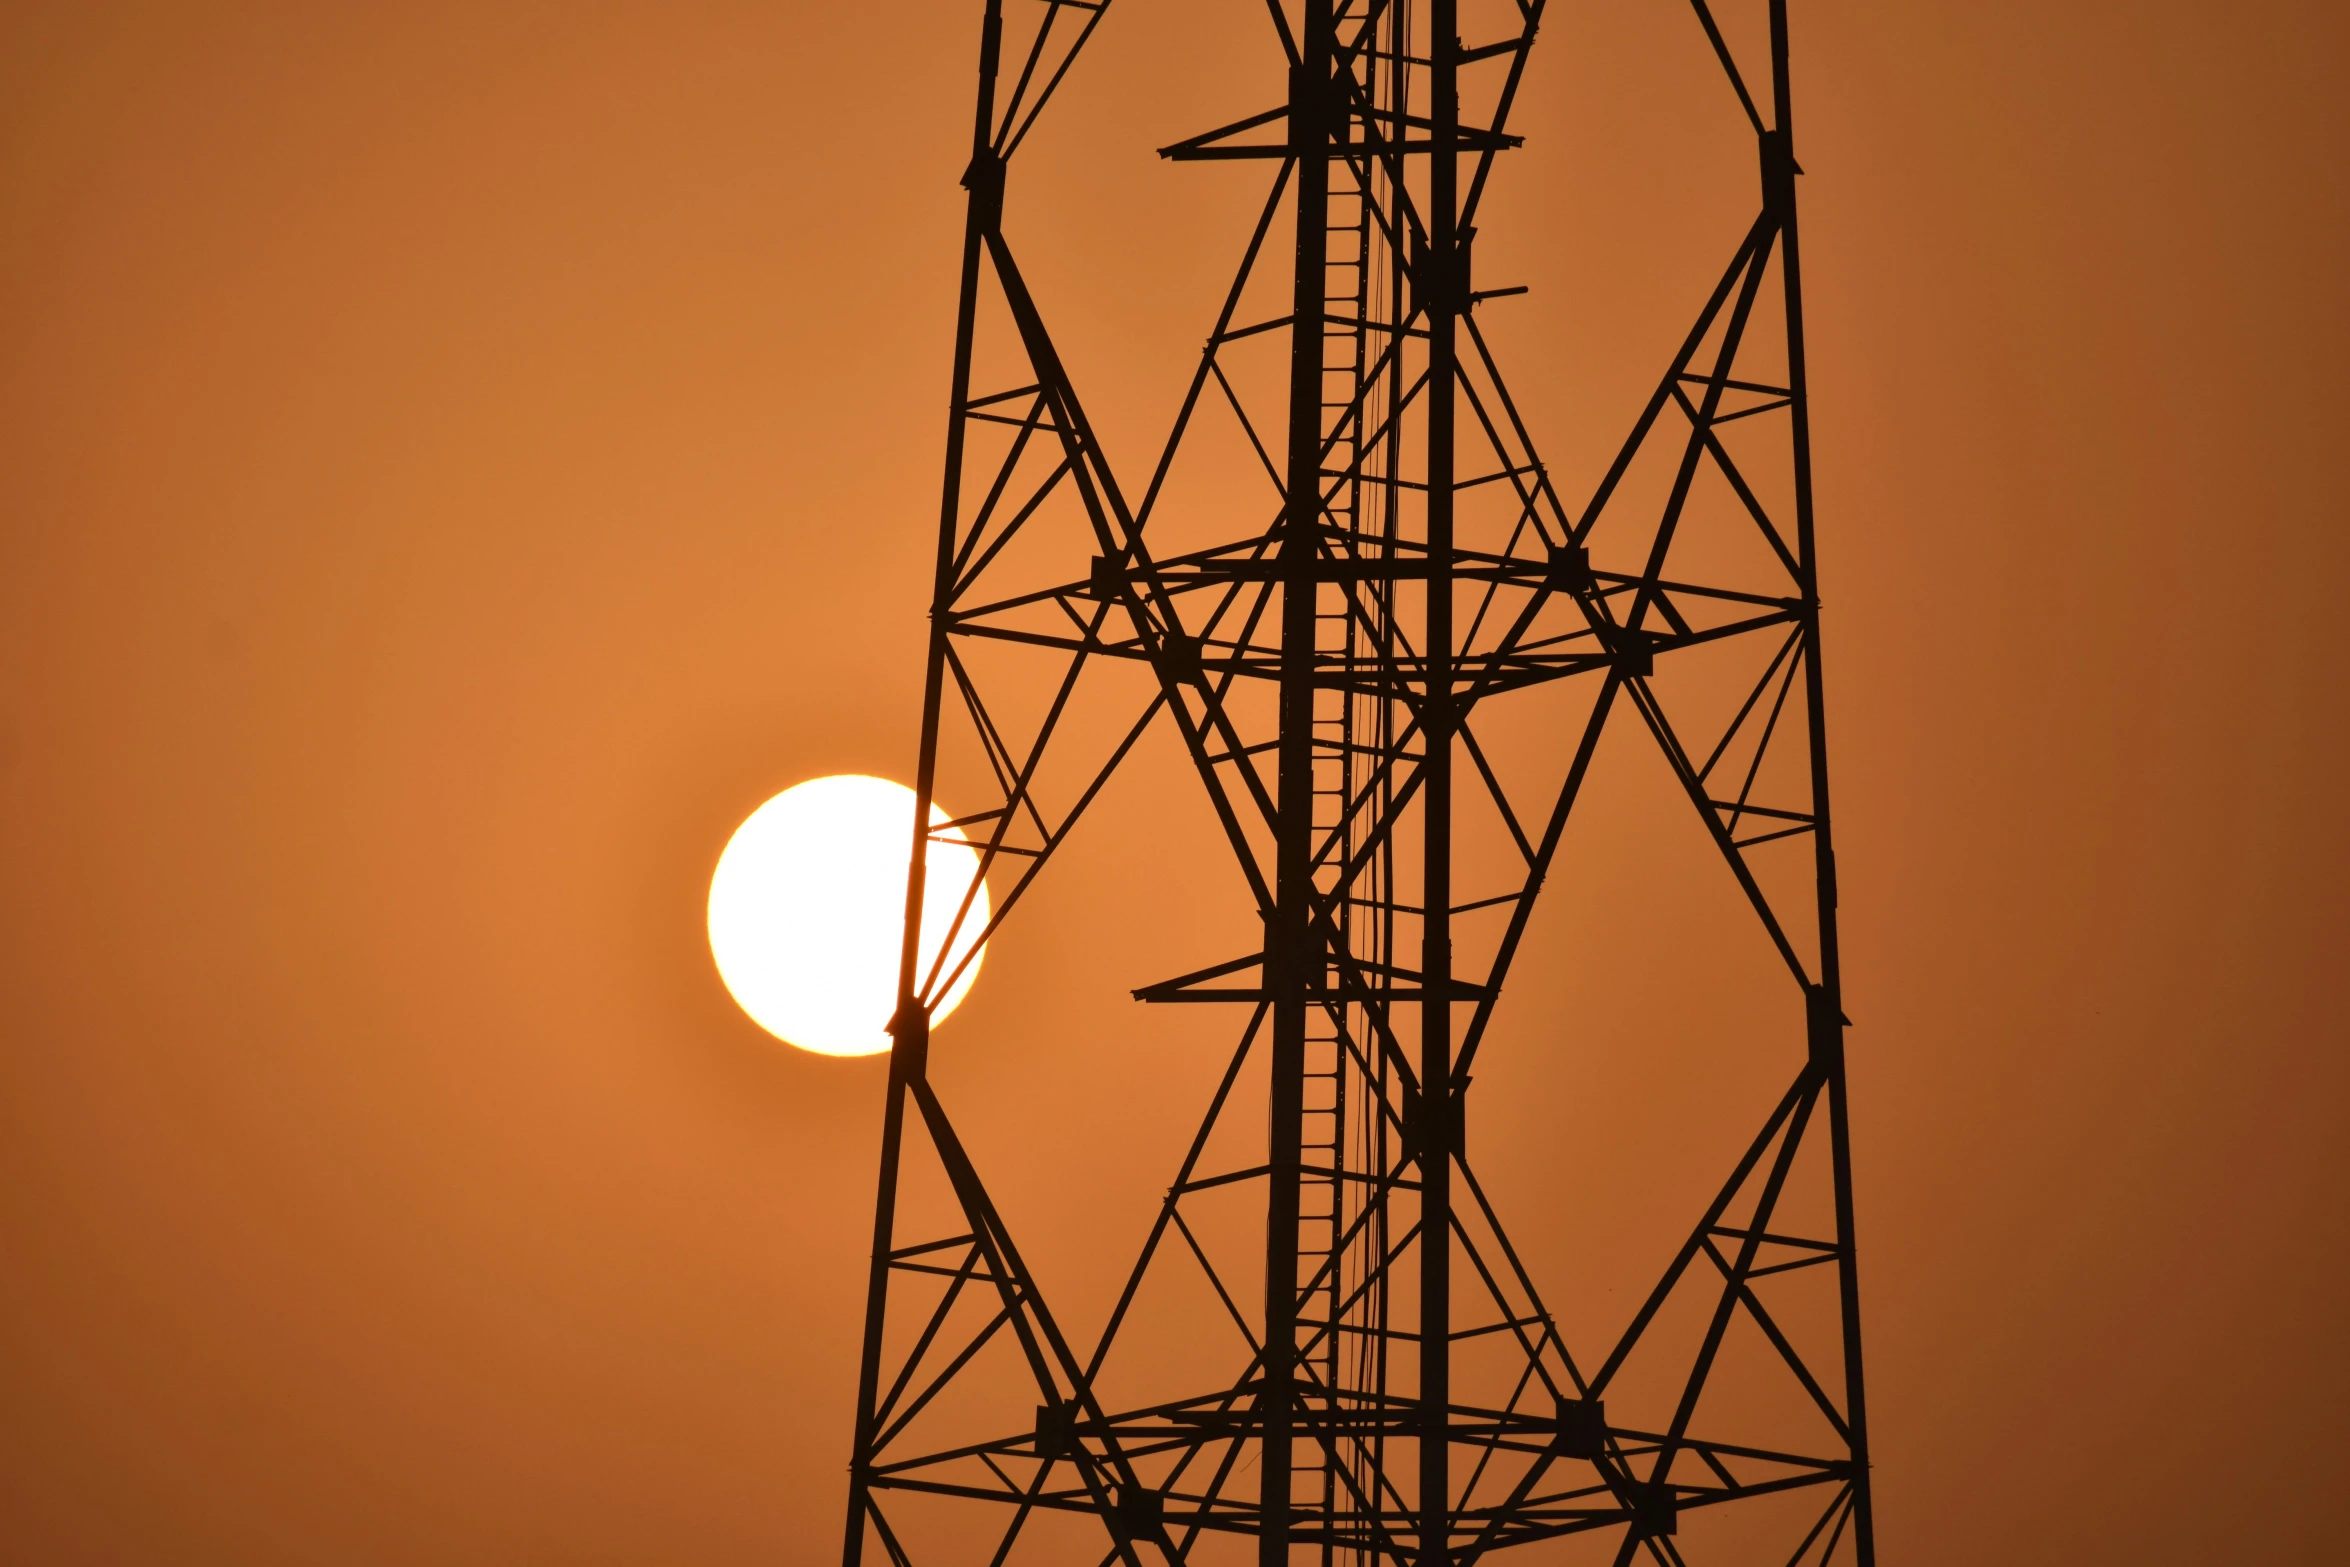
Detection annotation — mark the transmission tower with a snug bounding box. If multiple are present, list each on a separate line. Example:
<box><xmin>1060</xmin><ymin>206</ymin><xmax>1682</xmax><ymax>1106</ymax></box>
<box><xmin>844</xmin><ymin>2</ymin><xmax>1874</xmax><ymax>1562</ymax></box>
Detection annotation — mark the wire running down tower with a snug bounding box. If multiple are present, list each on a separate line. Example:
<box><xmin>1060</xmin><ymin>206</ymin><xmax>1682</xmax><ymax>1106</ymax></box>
<box><xmin>846</xmin><ymin>2</ymin><xmax>1874</xmax><ymax>1562</ymax></box>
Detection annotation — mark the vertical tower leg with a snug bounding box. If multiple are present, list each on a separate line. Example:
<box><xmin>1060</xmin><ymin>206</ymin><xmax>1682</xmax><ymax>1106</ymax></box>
<box><xmin>1420</xmin><ymin>6</ymin><xmax>1459</xmax><ymax>1563</ymax></box>
<box><xmin>1768</xmin><ymin>2</ymin><xmax>1876</xmax><ymax>1560</ymax></box>
<box><xmin>840</xmin><ymin>6</ymin><xmax>1002</xmax><ymax>1564</ymax></box>
<box><xmin>1268</xmin><ymin>3</ymin><xmax>1336</xmax><ymax>1560</ymax></box>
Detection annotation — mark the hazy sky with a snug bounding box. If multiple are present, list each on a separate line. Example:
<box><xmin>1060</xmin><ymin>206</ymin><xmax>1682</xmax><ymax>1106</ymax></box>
<box><xmin>2</xmin><ymin>3</ymin><xmax>2344</xmax><ymax>1562</ymax></box>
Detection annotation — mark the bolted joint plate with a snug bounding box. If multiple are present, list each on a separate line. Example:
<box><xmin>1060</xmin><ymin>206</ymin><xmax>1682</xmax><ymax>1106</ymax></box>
<box><xmin>961</xmin><ymin>148</ymin><xmax>1005</xmax><ymax>232</ymax></box>
<box><xmin>1549</xmin><ymin>1395</ymin><xmax>1608</xmax><ymax>1459</ymax></box>
<box><xmin>1626</xmin><ymin>1480</ymin><xmax>1678</xmax><ymax>1537</ymax></box>
<box><xmin>1806</xmin><ymin>984</ymin><xmax>1848</xmax><ymax>1073</ymax></box>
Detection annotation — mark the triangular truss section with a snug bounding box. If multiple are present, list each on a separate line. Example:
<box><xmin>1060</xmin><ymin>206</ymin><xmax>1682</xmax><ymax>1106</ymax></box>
<box><xmin>845</xmin><ymin>3</ymin><xmax>1877</xmax><ymax>1564</ymax></box>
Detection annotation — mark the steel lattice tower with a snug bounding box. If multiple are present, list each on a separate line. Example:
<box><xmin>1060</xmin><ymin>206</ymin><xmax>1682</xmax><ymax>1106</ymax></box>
<box><xmin>845</xmin><ymin>2</ymin><xmax>1874</xmax><ymax>1562</ymax></box>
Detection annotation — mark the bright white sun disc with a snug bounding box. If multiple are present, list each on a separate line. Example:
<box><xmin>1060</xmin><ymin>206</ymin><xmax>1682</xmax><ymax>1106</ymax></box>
<box><xmin>707</xmin><ymin>775</ymin><xmax>990</xmax><ymax>1057</ymax></box>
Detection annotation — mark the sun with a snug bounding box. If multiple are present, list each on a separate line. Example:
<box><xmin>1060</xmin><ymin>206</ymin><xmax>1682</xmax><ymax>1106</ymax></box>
<box><xmin>706</xmin><ymin>775</ymin><xmax>990</xmax><ymax>1057</ymax></box>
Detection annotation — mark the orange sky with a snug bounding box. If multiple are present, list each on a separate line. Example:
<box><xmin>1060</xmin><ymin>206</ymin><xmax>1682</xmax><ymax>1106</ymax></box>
<box><xmin>2</xmin><ymin>3</ymin><xmax>2345</xmax><ymax>1562</ymax></box>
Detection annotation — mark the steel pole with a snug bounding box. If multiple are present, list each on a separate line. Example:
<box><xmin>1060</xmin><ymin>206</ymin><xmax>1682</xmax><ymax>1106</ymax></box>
<box><xmin>1267</xmin><ymin>2</ymin><xmax>1336</xmax><ymax>1559</ymax></box>
<box><xmin>1769</xmin><ymin>2</ymin><xmax>1875</xmax><ymax>1559</ymax></box>
<box><xmin>842</xmin><ymin>7</ymin><xmax>1002</xmax><ymax>1563</ymax></box>
<box><xmin>1421</xmin><ymin>5</ymin><xmax>1459</xmax><ymax>1562</ymax></box>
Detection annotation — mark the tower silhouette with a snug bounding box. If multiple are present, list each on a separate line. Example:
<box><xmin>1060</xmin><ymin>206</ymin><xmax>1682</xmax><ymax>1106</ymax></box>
<box><xmin>845</xmin><ymin>3</ymin><xmax>1874</xmax><ymax>1562</ymax></box>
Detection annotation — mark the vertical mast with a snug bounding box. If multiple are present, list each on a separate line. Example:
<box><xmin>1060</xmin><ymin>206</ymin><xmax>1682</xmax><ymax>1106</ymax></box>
<box><xmin>1269</xmin><ymin>2</ymin><xmax>1336</xmax><ymax>1559</ymax></box>
<box><xmin>843</xmin><ymin>5</ymin><xmax>1002</xmax><ymax>1565</ymax></box>
<box><xmin>1420</xmin><ymin>3</ymin><xmax>1459</xmax><ymax>1561</ymax></box>
<box><xmin>1769</xmin><ymin>1</ymin><xmax>1875</xmax><ymax>1560</ymax></box>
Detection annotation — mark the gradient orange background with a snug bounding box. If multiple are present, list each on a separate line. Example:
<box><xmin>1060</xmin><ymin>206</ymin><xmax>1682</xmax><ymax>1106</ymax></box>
<box><xmin>2</xmin><ymin>2</ymin><xmax>2344</xmax><ymax>1562</ymax></box>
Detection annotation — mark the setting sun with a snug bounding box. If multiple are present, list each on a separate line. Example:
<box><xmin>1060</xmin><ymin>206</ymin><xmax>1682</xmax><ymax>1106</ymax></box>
<box><xmin>706</xmin><ymin>775</ymin><xmax>989</xmax><ymax>1057</ymax></box>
